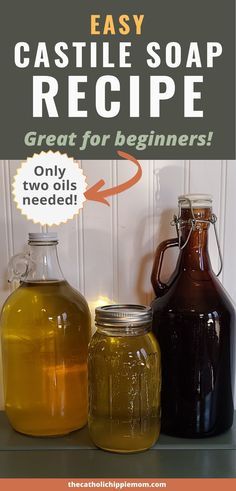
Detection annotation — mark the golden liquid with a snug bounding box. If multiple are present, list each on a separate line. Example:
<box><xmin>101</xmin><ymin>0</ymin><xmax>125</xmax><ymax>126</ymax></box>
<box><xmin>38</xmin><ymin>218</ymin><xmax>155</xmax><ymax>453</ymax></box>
<box><xmin>88</xmin><ymin>331</ymin><xmax>161</xmax><ymax>453</ymax></box>
<box><xmin>1</xmin><ymin>280</ymin><xmax>91</xmax><ymax>436</ymax></box>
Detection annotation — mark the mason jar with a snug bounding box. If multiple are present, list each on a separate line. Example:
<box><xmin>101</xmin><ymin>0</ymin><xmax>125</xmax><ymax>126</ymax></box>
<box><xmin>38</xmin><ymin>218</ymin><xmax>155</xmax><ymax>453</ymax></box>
<box><xmin>88</xmin><ymin>304</ymin><xmax>161</xmax><ymax>453</ymax></box>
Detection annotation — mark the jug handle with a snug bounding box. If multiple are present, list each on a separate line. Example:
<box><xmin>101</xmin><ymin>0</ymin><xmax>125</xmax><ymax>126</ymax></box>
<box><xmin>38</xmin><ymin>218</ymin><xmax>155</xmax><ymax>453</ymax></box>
<box><xmin>151</xmin><ymin>238</ymin><xmax>179</xmax><ymax>297</ymax></box>
<box><xmin>8</xmin><ymin>253</ymin><xmax>30</xmax><ymax>286</ymax></box>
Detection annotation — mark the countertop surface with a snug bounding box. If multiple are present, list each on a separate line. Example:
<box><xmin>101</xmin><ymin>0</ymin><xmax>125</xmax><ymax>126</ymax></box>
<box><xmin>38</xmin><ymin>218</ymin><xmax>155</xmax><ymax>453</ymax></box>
<box><xmin>0</xmin><ymin>411</ymin><xmax>236</xmax><ymax>478</ymax></box>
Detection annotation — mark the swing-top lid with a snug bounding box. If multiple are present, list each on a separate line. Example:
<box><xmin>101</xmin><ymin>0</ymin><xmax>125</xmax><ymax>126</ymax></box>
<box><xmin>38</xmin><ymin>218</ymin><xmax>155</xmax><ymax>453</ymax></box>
<box><xmin>178</xmin><ymin>194</ymin><xmax>213</xmax><ymax>209</ymax></box>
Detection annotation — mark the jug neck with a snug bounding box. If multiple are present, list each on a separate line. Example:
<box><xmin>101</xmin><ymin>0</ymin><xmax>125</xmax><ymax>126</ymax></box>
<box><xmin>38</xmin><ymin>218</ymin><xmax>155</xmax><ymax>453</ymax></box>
<box><xmin>177</xmin><ymin>207</ymin><xmax>212</xmax><ymax>272</ymax></box>
<box><xmin>25</xmin><ymin>241</ymin><xmax>64</xmax><ymax>282</ymax></box>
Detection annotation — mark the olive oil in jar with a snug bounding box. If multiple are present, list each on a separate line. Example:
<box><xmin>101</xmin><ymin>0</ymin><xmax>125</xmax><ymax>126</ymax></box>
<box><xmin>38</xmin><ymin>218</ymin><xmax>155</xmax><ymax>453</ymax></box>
<box><xmin>1</xmin><ymin>234</ymin><xmax>91</xmax><ymax>436</ymax></box>
<box><xmin>88</xmin><ymin>305</ymin><xmax>161</xmax><ymax>453</ymax></box>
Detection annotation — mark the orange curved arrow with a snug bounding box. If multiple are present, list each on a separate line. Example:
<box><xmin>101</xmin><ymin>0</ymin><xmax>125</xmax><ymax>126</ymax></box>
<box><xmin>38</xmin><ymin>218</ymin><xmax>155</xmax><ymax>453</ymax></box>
<box><xmin>84</xmin><ymin>151</ymin><xmax>142</xmax><ymax>206</ymax></box>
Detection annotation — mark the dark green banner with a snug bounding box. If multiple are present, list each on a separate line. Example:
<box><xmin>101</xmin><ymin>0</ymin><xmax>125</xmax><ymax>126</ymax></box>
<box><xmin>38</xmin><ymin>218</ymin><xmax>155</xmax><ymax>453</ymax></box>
<box><xmin>0</xmin><ymin>0</ymin><xmax>235</xmax><ymax>159</ymax></box>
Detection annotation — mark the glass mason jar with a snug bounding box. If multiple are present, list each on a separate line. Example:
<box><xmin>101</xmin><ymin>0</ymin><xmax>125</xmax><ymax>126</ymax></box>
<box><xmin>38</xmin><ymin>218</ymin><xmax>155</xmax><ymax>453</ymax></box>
<box><xmin>0</xmin><ymin>233</ymin><xmax>91</xmax><ymax>436</ymax></box>
<box><xmin>88</xmin><ymin>305</ymin><xmax>161</xmax><ymax>453</ymax></box>
<box><xmin>151</xmin><ymin>194</ymin><xmax>235</xmax><ymax>438</ymax></box>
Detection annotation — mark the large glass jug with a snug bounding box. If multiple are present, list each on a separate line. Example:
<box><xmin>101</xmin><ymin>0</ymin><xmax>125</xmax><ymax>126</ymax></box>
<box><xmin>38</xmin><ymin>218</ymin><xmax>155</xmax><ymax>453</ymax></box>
<box><xmin>151</xmin><ymin>194</ymin><xmax>235</xmax><ymax>437</ymax></box>
<box><xmin>0</xmin><ymin>232</ymin><xmax>91</xmax><ymax>436</ymax></box>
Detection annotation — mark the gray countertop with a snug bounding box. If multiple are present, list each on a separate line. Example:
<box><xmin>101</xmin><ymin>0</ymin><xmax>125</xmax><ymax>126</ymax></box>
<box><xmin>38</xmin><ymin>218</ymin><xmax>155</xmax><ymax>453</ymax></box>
<box><xmin>0</xmin><ymin>411</ymin><xmax>236</xmax><ymax>478</ymax></box>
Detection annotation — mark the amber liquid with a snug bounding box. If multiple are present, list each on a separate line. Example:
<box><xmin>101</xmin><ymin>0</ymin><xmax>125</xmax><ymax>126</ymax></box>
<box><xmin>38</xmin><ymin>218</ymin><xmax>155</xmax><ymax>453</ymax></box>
<box><xmin>152</xmin><ymin>208</ymin><xmax>235</xmax><ymax>437</ymax></box>
<box><xmin>88</xmin><ymin>331</ymin><xmax>161</xmax><ymax>453</ymax></box>
<box><xmin>1</xmin><ymin>280</ymin><xmax>91</xmax><ymax>436</ymax></box>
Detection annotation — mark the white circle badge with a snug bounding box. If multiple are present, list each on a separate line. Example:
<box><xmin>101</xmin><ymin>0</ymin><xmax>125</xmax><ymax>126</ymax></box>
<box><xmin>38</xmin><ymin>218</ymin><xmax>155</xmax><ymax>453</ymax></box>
<box><xmin>13</xmin><ymin>151</ymin><xmax>87</xmax><ymax>226</ymax></box>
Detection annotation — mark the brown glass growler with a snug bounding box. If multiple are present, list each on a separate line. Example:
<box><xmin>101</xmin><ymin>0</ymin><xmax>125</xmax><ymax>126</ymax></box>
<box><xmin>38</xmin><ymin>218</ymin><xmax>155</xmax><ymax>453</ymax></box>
<box><xmin>151</xmin><ymin>194</ymin><xmax>235</xmax><ymax>438</ymax></box>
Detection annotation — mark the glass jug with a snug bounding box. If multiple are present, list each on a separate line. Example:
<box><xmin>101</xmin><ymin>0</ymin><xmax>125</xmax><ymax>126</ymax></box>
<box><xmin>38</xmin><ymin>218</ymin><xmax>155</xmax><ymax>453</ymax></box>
<box><xmin>0</xmin><ymin>233</ymin><xmax>91</xmax><ymax>436</ymax></box>
<box><xmin>151</xmin><ymin>194</ymin><xmax>235</xmax><ymax>438</ymax></box>
<box><xmin>88</xmin><ymin>305</ymin><xmax>161</xmax><ymax>453</ymax></box>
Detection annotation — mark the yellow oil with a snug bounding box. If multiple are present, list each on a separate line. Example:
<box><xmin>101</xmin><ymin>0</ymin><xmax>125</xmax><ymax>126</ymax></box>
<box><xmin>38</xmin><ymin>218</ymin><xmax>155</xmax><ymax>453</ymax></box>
<box><xmin>1</xmin><ymin>280</ymin><xmax>91</xmax><ymax>436</ymax></box>
<box><xmin>88</xmin><ymin>331</ymin><xmax>161</xmax><ymax>453</ymax></box>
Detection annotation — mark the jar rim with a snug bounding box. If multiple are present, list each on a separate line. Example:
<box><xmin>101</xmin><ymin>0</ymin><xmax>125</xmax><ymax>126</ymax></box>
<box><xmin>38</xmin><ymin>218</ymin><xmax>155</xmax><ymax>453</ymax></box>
<box><xmin>95</xmin><ymin>304</ymin><xmax>152</xmax><ymax>328</ymax></box>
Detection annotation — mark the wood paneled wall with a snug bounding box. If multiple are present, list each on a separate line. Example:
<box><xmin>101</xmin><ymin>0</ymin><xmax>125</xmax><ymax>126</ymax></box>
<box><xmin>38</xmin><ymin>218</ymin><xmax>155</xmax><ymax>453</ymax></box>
<box><xmin>0</xmin><ymin>160</ymin><xmax>235</xmax><ymax>408</ymax></box>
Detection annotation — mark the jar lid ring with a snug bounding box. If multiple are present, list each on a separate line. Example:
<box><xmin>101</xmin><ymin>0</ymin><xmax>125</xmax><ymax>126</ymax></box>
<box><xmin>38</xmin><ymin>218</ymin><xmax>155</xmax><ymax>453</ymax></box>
<box><xmin>95</xmin><ymin>304</ymin><xmax>152</xmax><ymax>329</ymax></box>
<box><xmin>28</xmin><ymin>232</ymin><xmax>58</xmax><ymax>243</ymax></box>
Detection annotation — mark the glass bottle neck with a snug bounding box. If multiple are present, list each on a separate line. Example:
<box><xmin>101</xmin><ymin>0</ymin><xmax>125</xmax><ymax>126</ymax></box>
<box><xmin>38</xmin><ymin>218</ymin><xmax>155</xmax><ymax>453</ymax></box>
<box><xmin>177</xmin><ymin>207</ymin><xmax>212</xmax><ymax>272</ymax></box>
<box><xmin>25</xmin><ymin>242</ymin><xmax>64</xmax><ymax>282</ymax></box>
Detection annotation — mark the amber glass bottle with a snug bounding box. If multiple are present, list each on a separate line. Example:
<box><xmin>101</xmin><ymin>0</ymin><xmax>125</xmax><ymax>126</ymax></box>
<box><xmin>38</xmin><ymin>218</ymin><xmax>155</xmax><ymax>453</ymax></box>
<box><xmin>151</xmin><ymin>194</ymin><xmax>235</xmax><ymax>438</ymax></box>
<box><xmin>1</xmin><ymin>233</ymin><xmax>91</xmax><ymax>436</ymax></box>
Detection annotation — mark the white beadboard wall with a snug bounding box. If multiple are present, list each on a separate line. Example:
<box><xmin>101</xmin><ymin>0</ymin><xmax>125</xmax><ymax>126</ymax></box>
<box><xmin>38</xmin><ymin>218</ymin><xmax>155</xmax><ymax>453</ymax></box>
<box><xmin>0</xmin><ymin>159</ymin><xmax>235</xmax><ymax>410</ymax></box>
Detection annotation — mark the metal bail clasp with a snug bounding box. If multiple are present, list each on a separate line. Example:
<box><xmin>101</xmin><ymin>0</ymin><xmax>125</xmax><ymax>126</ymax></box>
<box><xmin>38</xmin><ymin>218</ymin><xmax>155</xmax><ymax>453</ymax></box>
<box><xmin>171</xmin><ymin>197</ymin><xmax>223</xmax><ymax>277</ymax></box>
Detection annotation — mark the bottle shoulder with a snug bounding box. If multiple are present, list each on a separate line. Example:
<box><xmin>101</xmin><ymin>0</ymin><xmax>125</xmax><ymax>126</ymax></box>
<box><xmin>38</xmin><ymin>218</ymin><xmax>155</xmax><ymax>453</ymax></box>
<box><xmin>0</xmin><ymin>280</ymin><xmax>91</xmax><ymax>322</ymax></box>
<box><xmin>89</xmin><ymin>330</ymin><xmax>160</xmax><ymax>357</ymax></box>
<box><xmin>152</xmin><ymin>270</ymin><xmax>235</xmax><ymax>316</ymax></box>
<box><xmin>61</xmin><ymin>281</ymin><xmax>91</xmax><ymax>313</ymax></box>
